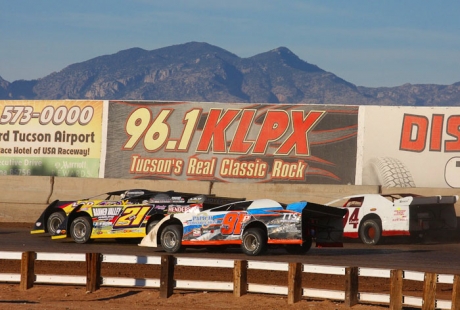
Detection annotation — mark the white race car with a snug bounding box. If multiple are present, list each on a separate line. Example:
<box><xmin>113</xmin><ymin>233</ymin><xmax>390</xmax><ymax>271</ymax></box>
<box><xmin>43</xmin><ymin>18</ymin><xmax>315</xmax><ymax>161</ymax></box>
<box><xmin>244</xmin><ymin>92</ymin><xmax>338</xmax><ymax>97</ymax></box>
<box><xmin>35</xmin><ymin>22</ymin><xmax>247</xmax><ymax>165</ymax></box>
<box><xmin>326</xmin><ymin>193</ymin><xmax>458</xmax><ymax>245</ymax></box>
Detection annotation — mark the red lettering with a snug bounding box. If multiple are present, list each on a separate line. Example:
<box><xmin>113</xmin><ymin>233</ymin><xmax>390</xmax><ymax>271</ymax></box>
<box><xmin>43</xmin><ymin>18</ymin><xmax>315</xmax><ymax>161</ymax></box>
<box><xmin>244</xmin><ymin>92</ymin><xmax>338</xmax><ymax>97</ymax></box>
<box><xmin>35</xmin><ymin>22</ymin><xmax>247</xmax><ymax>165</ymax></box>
<box><xmin>229</xmin><ymin>109</ymin><xmax>256</xmax><ymax>153</ymax></box>
<box><xmin>400</xmin><ymin>114</ymin><xmax>428</xmax><ymax>152</ymax></box>
<box><xmin>196</xmin><ymin>109</ymin><xmax>240</xmax><ymax>153</ymax></box>
<box><xmin>276</xmin><ymin>110</ymin><xmax>324</xmax><ymax>155</ymax></box>
<box><xmin>446</xmin><ymin>115</ymin><xmax>460</xmax><ymax>152</ymax></box>
<box><xmin>253</xmin><ymin>111</ymin><xmax>289</xmax><ymax>154</ymax></box>
<box><xmin>430</xmin><ymin>114</ymin><xmax>444</xmax><ymax>151</ymax></box>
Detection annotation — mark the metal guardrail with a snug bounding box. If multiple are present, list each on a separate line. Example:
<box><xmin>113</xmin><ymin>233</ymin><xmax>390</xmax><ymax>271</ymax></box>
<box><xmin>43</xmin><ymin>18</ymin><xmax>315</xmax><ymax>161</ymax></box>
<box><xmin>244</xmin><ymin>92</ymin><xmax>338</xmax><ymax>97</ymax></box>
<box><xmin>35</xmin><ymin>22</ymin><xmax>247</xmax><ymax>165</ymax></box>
<box><xmin>0</xmin><ymin>250</ymin><xmax>459</xmax><ymax>309</ymax></box>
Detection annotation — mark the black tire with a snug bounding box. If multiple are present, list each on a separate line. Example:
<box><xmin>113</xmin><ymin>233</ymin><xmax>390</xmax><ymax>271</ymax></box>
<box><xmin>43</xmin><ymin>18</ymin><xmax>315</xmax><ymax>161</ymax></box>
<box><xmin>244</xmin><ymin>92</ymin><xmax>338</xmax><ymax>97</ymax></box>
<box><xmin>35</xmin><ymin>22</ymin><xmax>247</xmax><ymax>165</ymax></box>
<box><xmin>46</xmin><ymin>212</ymin><xmax>65</xmax><ymax>235</ymax></box>
<box><xmin>160</xmin><ymin>225</ymin><xmax>183</xmax><ymax>253</ymax></box>
<box><xmin>146</xmin><ymin>220</ymin><xmax>160</xmax><ymax>235</ymax></box>
<box><xmin>70</xmin><ymin>217</ymin><xmax>93</xmax><ymax>244</ymax></box>
<box><xmin>241</xmin><ymin>228</ymin><xmax>267</xmax><ymax>256</ymax></box>
<box><xmin>359</xmin><ymin>219</ymin><xmax>382</xmax><ymax>245</ymax></box>
<box><xmin>285</xmin><ymin>236</ymin><xmax>313</xmax><ymax>254</ymax></box>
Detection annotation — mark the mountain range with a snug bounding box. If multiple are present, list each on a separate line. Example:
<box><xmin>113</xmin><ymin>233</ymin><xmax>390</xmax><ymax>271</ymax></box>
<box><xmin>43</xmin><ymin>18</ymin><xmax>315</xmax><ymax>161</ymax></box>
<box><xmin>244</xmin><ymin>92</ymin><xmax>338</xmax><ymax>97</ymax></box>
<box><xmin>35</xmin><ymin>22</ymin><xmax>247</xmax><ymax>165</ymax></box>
<box><xmin>1</xmin><ymin>42</ymin><xmax>460</xmax><ymax>106</ymax></box>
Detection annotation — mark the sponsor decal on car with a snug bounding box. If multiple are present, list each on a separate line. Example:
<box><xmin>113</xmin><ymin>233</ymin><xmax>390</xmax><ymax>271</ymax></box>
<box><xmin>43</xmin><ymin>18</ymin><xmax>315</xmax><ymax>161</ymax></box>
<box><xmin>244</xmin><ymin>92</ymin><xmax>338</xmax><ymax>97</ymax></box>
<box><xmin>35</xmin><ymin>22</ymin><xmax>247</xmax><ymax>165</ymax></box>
<box><xmin>168</xmin><ymin>205</ymin><xmax>192</xmax><ymax>213</ymax></box>
<box><xmin>192</xmin><ymin>228</ymin><xmax>201</xmax><ymax>236</ymax></box>
<box><xmin>188</xmin><ymin>214</ymin><xmax>216</xmax><ymax>226</ymax></box>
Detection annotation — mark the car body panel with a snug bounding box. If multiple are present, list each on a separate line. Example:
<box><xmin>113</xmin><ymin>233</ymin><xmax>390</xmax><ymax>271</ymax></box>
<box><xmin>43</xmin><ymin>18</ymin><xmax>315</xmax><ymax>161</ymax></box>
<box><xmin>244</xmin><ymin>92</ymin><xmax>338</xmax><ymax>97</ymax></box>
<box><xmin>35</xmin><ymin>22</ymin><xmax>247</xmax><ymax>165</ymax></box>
<box><xmin>139</xmin><ymin>199</ymin><xmax>346</xmax><ymax>249</ymax></box>
<box><xmin>326</xmin><ymin>193</ymin><xmax>458</xmax><ymax>239</ymax></box>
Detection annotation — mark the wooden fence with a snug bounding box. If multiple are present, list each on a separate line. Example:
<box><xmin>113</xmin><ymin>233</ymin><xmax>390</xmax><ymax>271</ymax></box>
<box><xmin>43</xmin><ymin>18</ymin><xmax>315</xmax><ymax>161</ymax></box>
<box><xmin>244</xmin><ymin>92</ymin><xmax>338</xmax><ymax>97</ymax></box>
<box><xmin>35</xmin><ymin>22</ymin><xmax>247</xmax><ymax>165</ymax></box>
<box><xmin>0</xmin><ymin>250</ymin><xmax>459</xmax><ymax>309</ymax></box>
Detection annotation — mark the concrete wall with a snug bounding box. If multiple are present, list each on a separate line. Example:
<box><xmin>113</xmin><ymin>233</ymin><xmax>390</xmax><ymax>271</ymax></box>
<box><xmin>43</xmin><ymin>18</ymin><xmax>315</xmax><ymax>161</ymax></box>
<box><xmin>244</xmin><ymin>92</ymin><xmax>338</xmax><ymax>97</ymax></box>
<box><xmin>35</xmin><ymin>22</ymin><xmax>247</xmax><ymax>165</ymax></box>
<box><xmin>210</xmin><ymin>182</ymin><xmax>379</xmax><ymax>204</ymax></box>
<box><xmin>50</xmin><ymin>178</ymin><xmax>212</xmax><ymax>202</ymax></box>
<box><xmin>0</xmin><ymin>176</ymin><xmax>52</xmax><ymax>223</ymax></box>
<box><xmin>1</xmin><ymin>175</ymin><xmax>459</xmax><ymax>223</ymax></box>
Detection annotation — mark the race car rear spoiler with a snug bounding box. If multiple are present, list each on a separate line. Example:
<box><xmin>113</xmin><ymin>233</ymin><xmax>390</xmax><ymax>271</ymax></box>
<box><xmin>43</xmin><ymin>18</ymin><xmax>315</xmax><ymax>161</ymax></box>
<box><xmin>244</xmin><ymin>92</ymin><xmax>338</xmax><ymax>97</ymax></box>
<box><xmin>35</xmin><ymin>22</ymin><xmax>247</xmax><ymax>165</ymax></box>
<box><xmin>410</xmin><ymin>195</ymin><xmax>458</xmax><ymax>206</ymax></box>
<box><xmin>301</xmin><ymin>201</ymin><xmax>348</xmax><ymax>218</ymax></box>
<box><xmin>287</xmin><ymin>200</ymin><xmax>347</xmax><ymax>246</ymax></box>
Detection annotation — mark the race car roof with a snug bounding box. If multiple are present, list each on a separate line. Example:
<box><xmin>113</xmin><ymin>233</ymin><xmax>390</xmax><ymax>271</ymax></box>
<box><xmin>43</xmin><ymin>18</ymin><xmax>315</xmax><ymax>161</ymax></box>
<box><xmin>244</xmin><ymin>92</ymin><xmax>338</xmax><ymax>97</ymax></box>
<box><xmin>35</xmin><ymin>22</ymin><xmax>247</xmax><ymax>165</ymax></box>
<box><xmin>247</xmin><ymin>199</ymin><xmax>283</xmax><ymax>210</ymax></box>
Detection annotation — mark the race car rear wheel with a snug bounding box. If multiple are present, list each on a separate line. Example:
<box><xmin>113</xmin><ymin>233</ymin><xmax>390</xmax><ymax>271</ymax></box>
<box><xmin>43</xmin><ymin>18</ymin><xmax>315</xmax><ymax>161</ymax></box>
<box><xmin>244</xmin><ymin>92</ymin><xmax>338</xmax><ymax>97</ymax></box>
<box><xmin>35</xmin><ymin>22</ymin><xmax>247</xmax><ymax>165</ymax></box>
<box><xmin>160</xmin><ymin>225</ymin><xmax>183</xmax><ymax>253</ymax></box>
<box><xmin>241</xmin><ymin>228</ymin><xmax>267</xmax><ymax>256</ymax></box>
<box><xmin>359</xmin><ymin>219</ymin><xmax>382</xmax><ymax>245</ymax></box>
<box><xmin>70</xmin><ymin>216</ymin><xmax>93</xmax><ymax>244</ymax></box>
<box><xmin>285</xmin><ymin>236</ymin><xmax>313</xmax><ymax>254</ymax></box>
<box><xmin>47</xmin><ymin>212</ymin><xmax>65</xmax><ymax>235</ymax></box>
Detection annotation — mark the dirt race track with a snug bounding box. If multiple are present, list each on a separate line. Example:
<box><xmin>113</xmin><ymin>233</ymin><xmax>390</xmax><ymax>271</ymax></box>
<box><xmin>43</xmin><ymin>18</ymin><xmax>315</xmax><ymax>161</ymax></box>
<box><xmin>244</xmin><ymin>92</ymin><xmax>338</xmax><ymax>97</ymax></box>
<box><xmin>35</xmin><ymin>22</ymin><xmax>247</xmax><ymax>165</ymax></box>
<box><xmin>2</xmin><ymin>223</ymin><xmax>460</xmax><ymax>309</ymax></box>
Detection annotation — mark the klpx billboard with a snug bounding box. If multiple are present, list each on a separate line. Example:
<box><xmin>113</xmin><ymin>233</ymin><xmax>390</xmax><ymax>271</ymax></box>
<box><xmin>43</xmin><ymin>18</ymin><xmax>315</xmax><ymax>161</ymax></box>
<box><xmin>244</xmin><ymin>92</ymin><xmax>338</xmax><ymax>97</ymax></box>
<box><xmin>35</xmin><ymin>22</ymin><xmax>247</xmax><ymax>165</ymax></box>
<box><xmin>104</xmin><ymin>101</ymin><xmax>359</xmax><ymax>184</ymax></box>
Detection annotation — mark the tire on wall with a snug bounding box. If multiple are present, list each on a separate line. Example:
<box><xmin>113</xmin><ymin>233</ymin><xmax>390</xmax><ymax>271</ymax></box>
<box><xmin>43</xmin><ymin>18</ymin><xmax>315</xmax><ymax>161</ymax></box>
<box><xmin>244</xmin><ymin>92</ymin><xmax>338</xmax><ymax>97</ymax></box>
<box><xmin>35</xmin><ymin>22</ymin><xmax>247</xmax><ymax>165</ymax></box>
<box><xmin>365</xmin><ymin>157</ymin><xmax>415</xmax><ymax>187</ymax></box>
<box><xmin>241</xmin><ymin>228</ymin><xmax>267</xmax><ymax>256</ymax></box>
<box><xmin>160</xmin><ymin>225</ymin><xmax>184</xmax><ymax>253</ymax></box>
<box><xmin>70</xmin><ymin>216</ymin><xmax>93</xmax><ymax>244</ymax></box>
<box><xmin>46</xmin><ymin>212</ymin><xmax>65</xmax><ymax>235</ymax></box>
<box><xmin>359</xmin><ymin>218</ymin><xmax>382</xmax><ymax>245</ymax></box>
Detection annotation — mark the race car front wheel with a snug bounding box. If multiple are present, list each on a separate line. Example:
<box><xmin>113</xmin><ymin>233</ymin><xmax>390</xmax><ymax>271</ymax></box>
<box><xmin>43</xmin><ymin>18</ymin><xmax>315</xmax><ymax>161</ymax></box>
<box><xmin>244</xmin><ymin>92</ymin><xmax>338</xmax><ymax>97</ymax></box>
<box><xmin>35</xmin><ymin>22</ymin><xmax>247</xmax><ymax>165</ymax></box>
<box><xmin>70</xmin><ymin>216</ymin><xmax>93</xmax><ymax>244</ymax></box>
<box><xmin>359</xmin><ymin>219</ymin><xmax>382</xmax><ymax>245</ymax></box>
<box><xmin>160</xmin><ymin>225</ymin><xmax>183</xmax><ymax>253</ymax></box>
<box><xmin>47</xmin><ymin>212</ymin><xmax>65</xmax><ymax>235</ymax></box>
<box><xmin>241</xmin><ymin>228</ymin><xmax>267</xmax><ymax>256</ymax></box>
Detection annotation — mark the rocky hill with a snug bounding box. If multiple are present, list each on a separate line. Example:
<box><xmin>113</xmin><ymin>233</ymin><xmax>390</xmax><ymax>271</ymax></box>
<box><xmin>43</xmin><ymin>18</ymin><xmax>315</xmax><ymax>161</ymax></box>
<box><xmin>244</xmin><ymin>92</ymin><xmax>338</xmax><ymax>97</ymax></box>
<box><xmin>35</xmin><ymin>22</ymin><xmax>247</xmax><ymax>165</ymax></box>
<box><xmin>1</xmin><ymin>42</ymin><xmax>459</xmax><ymax>106</ymax></box>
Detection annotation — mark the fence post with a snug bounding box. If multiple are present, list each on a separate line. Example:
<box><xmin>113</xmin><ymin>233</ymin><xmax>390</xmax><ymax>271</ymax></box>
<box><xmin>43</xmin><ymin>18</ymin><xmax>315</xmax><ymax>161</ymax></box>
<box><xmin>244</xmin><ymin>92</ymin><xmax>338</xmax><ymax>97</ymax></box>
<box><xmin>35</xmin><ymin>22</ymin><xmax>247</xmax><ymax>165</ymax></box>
<box><xmin>233</xmin><ymin>260</ymin><xmax>247</xmax><ymax>297</ymax></box>
<box><xmin>389</xmin><ymin>269</ymin><xmax>403</xmax><ymax>310</ymax></box>
<box><xmin>20</xmin><ymin>251</ymin><xmax>35</xmax><ymax>291</ymax></box>
<box><xmin>422</xmin><ymin>272</ymin><xmax>436</xmax><ymax>310</ymax></box>
<box><xmin>344</xmin><ymin>266</ymin><xmax>358</xmax><ymax>307</ymax></box>
<box><xmin>287</xmin><ymin>262</ymin><xmax>302</xmax><ymax>304</ymax></box>
<box><xmin>160</xmin><ymin>255</ymin><xmax>175</xmax><ymax>298</ymax></box>
<box><xmin>86</xmin><ymin>253</ymin><xmax>102</xmax><ymax>292</ymax></box>
<box><xmin>452</xmin><ymin>275</ymin><xmax>460</xmax><ymax>310</ymax></box>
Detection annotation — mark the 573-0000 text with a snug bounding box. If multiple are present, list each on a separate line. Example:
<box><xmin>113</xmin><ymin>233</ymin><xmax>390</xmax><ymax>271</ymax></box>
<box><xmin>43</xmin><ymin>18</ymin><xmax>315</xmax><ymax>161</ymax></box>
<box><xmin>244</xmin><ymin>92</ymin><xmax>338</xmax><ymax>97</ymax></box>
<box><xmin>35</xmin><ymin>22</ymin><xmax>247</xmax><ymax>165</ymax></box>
<box><xmin>0</xmin><ymin>105</ymin><xmax>94</xmax><ymax>125</ymax></box>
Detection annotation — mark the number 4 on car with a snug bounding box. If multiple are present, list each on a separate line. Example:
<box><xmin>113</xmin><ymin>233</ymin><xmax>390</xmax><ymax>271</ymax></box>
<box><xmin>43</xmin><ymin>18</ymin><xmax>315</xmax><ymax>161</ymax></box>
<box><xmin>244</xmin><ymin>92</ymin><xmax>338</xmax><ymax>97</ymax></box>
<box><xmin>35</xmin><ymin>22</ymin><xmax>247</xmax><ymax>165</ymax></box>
<box><xmin>326</xmin><ymin>193</ymin><xmax>458</xmax><ymax>245</ymax></box>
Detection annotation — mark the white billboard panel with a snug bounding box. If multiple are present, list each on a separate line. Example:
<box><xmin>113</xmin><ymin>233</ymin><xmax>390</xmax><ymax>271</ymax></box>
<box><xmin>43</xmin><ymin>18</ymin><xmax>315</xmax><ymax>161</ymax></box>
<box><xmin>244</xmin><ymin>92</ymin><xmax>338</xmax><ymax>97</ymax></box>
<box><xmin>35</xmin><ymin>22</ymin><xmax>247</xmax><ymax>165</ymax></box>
<box><xmin>358</xmin><ymin>106</ymin><xmax>460</xmax><ymax>188</ymax></box>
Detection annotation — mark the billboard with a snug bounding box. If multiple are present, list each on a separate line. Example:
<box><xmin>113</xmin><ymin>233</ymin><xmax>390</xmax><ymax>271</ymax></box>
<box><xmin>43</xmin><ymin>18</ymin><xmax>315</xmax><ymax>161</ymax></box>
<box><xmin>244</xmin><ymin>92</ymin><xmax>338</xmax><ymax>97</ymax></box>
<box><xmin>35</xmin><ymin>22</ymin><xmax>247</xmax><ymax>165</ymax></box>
<box><xmin>358</xmin><ymin>106</ymin><xmax>460</xmax><ymax>188</ymax></box>
<box><xmin>105</xmin><ymin>101</ymin><xmax>359</xmax><ymax>184</ymax></box>
<box><xmin>0</xmin><ymin>100</ymin><xmax>105</xmax><ymax>177</ymax></box>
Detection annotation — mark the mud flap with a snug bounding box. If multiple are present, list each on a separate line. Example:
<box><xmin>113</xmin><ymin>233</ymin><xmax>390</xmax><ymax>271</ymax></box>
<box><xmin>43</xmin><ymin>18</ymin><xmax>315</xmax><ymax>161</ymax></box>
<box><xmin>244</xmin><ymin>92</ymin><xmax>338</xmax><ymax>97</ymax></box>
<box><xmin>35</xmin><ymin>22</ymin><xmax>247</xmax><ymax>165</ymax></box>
<box><xmin>301</xmin><ymin>202</ymin><xmax>347</xmax><ymax>247</ymax></box>
<box><xmin>138</xmin><ymin>215</ymin><xmax>171</xmax><ymax>248</ymax></box>
<box><xmin>409</xmin><ymin>195</ymin><xmax>458</xmax><ymax>232</ymax></box>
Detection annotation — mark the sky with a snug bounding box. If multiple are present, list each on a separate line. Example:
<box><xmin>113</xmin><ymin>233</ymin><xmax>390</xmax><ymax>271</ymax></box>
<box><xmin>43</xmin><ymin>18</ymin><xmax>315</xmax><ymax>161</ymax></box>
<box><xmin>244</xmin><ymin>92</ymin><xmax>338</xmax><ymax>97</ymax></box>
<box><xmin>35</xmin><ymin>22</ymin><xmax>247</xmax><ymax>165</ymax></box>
<box><xmin>1</xmin><ymin>1</ymin><xmax>460</xmax><ymax>87</ymax></box>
